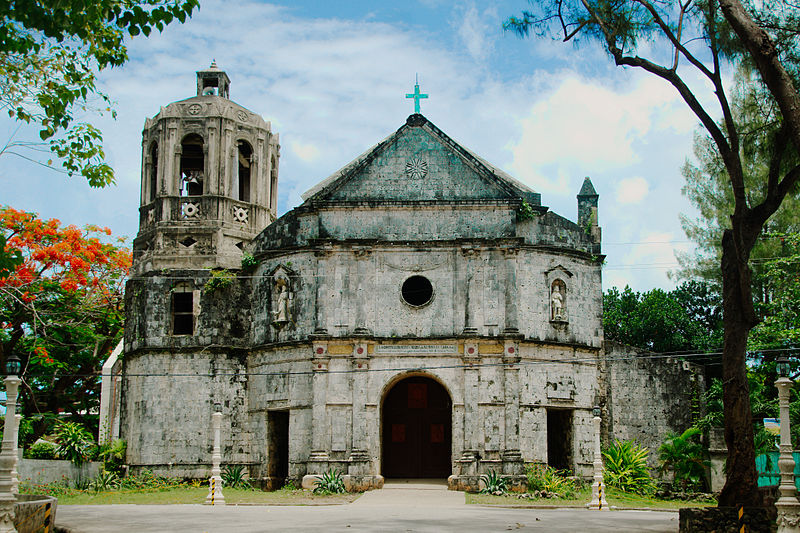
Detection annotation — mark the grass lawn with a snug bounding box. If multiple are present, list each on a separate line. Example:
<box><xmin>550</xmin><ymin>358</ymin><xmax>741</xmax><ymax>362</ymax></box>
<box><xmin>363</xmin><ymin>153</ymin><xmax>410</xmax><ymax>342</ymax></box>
<box><xmin>466</xmin><ymin>486</ymin><xmax>716</xmax><ymax>510</ymax></box>
<box><xmin>54</xmin><ymin>487</ymin><xmax>360</xmax><ymax>506</ymax></box>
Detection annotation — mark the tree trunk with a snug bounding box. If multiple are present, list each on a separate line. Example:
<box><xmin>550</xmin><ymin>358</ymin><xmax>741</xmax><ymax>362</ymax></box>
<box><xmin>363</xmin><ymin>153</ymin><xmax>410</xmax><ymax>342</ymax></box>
<box><xmin>718</xmin><ymin>228</ymin><xmax>761</xmax><ymax>507</ymax></box>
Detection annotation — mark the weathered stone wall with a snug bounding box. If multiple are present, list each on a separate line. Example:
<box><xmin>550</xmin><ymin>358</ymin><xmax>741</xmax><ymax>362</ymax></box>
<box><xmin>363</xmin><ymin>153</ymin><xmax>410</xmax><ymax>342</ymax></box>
<box><xmin>602</xmin><ymin>341</ymin><xmax>705</xmax><ymax>466</ymax></box>
<box><xmin>120</xmin><ymin>350</ymin><xmax>253</xmax><ymax>478</ymax></box>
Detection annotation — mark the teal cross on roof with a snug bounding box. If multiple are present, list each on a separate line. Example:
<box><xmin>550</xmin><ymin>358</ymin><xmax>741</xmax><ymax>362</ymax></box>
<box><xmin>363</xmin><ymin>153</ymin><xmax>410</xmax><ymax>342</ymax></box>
<box><xmin>406</xmin><ymin>75</ymin><xmax>428</xmax><ymax>114</ymax></box>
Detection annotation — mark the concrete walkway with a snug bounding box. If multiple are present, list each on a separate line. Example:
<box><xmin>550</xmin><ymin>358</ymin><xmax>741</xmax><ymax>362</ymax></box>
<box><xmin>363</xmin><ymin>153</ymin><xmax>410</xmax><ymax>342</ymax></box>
<box><xmin>55</xmin><ymin>481</ymin><xmax>680</xmax><ymax>532</ymax></box>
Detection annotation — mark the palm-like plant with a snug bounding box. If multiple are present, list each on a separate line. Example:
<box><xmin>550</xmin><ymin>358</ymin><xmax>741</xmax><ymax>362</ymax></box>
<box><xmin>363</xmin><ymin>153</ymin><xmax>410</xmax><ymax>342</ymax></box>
<box><xmin>603</xmin><ymin>439</ymin><xmax>656</xmax><ymax>495</ymax></box>
<box><xmin>54</xmin><ymin>421</ymin><xmax>93</xmax><ymax>466</ymax></box>
<box><xmin>658</xmin><ymin>427</ymin><xmax>709</xmax><ymax>491</ymax></box>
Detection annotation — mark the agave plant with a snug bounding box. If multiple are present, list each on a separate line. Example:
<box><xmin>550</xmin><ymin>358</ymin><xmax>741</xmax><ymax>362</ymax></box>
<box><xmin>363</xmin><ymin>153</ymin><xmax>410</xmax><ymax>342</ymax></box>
<box><xmin>313</xmin><ymin>469</ymin><xmax>346</xmax><ymax>494</ymax></box>
<box><xmin>222</xmin><ymin>465</ymin><xmax>251</xmax><ymax>489</ymax></box>
<box><xmin>602</xmin><ymin>439</ymin><xmax>656</xmax><ymax>495</ymax></box>
<box><xmin>479</xmin><ymin>470</ymin><xmax>509</xmax><ymax>495</ymax></box>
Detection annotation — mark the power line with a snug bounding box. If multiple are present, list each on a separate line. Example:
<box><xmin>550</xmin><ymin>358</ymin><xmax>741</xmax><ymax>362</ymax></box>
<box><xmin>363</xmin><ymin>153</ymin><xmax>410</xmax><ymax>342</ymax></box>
<box><xmin>17</xmin><ymin>347</ymin><xmax>800</xmax><ymax>379</ymax></box>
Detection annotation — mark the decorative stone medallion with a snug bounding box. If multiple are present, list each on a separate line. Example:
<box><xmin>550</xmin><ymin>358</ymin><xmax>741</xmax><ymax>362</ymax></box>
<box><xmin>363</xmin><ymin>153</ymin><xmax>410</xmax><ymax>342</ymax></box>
<box><xmin>232</xmin><ymin>205</ymin><xmax>249</xmax><ymax>223</ymax></box>
<box><xmin>405</xmin><ymin>158</ymin><xmax>428</xmax><ymax>179</ymax></box>
<box><xmin>188</xmin><ymin>103</ymin><xmax>202</xmax><ymax>115</ymax></box>
<box><xmin>236</xmin><ymin>110</ymin><xmax>248</xmax><ymax>122</ymax></box>
<box><xmin>182</xmin><ymin>202</ymin><xmax>200</xmax><ymax>219</ymax></box>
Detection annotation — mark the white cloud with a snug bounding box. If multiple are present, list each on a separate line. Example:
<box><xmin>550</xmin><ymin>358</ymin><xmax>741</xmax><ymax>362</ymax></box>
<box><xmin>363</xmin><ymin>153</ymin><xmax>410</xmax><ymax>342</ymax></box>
<box><xmin>291</xmin><ymin>142</ymin><xmax>320</xmax><ymax>162</ymax></box>
<box><xmin>454</xmin><ymin>2</ymin><xmax>497</xmax><ymax>62</ymax></box>
<box><xmin>615</xmin><ymin>176</ymin><xmax>649</xmax><ymax>204</ymax></box>
<box><xmin>506</xmin><ymin>74</ymin><xmax>694</xmax><ymax>196</ymax></box>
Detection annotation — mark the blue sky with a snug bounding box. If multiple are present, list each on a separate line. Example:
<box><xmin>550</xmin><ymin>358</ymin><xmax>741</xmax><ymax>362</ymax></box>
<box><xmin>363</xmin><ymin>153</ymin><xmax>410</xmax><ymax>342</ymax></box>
<box><xmin>1</xmin><ymin>0</ymin><xmax>715</xmax><ymax>292</ymax></box>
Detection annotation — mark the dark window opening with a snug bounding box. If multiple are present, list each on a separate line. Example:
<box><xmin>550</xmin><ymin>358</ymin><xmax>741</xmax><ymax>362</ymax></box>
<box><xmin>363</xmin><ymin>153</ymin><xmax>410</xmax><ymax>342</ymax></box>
<box><xmin>402</xmin><ymin>275</ymin><xmax>433</xmax><ymax>307</ymax></box>
<box><xmin>180</xmin><ymin>134</ymin><xmax>204</xmax><ymax>196</ymax></box>
<box><xmin>149</xmin><ymin>142</ymin><xmax>158</xmax><ymax>202</ymax></box>
<box><xmin>547</xmin><ymin>409</ymin><xmax>573</xmax><ymax>471</ymax></box>
<box><xmin>237</xmin><ymin>141</ymin><xmax>252</xmax><ymax>202</ymax></box>
<box><xmin>172</xmin><ymin>286</ymin><xmax>194</xmax><ymax>335</ymax></box>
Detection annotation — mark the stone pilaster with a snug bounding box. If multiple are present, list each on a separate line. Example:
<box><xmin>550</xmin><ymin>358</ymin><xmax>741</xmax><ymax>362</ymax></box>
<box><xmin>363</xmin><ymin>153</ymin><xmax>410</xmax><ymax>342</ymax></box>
<box><xmin>352</xmin><ymin>247</ymin><xmax>372</xmax><ymax>335</ymax></box>
<box><xmin>450</xmin><ymin>341</ymin><xmax>481</xmax><ymax>491</ymax></box>
<box><xmin>502</xmin><ymin>340</ymin><xmax>525</xmax><ymax>488</ymax></box>
<box><xmin>345</xmin><ymin>342</ymin><xmax>382</xmax><ymax>491</ymax></box>
<box><xmin>461</xmin><ymin>247</ymin><xmax>480</xmax><ymax>335</ymax></box>
<box><xmin>313</xmin><ymin>247</ymin><xmax>332</xmax><ymax>335</ymax></box>
<box><xmin>302</xmin><ymin>343</ymin><xmax>329</xmax><ymax>489</ymax></box>
<box><xmin>502</xmin><ymin>246</ymin><xmax>519</xmax><ymax>334</ymax></box>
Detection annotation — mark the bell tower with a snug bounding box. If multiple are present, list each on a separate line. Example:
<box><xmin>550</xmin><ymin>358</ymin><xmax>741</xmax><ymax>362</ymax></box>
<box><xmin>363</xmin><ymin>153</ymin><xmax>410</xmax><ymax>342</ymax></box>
<box><xmin>132</xmin><ymin>62</ymin><xmax>280</xmax><ymax>274</ymax></box>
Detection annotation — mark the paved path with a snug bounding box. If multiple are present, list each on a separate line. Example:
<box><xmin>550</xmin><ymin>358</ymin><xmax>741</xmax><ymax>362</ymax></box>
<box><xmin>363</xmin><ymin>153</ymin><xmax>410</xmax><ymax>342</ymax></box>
<box><xmin>56</xmin><ymin>481</ymin><xmax>679</xmax><ymax>532</ymax></box>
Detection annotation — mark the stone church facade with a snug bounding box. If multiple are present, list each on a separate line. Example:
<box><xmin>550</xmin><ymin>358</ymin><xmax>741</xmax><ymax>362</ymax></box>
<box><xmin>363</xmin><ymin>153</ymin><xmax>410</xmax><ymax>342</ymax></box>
<box><xmin>118</xmin><ymin>65</ymin><xmax>703</xmax><ymax>491</ymax></box>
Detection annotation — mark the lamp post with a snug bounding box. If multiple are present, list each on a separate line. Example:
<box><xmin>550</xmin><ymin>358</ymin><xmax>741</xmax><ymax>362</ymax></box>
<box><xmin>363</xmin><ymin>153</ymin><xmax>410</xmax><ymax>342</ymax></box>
<box><xmin>204</xmin><ymin>401</ymin><xmax>225</xmax><ymax>506</ymax></box>
<box><xmin>588</xmin><ymin>405</ymin><xmax>608</xmax><ymax>510</ymax></box>
<box><xmin>0</xmin><ymin>354</ymin><xmax>22</xmax><ymax>532</ymax></box>
<box><xmin>776</xmin><ymin>357</ymin><xmax>800</xmax><ymax>532</ymax></box>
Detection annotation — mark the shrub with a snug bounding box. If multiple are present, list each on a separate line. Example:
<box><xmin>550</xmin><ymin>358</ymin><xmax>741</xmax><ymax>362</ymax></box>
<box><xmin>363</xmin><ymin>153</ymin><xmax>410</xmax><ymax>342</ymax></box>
<box><xmin>204</xmin><ymin>269</ymin><xmax>235</xmax><ymax>293</ymax></box>
<box><xmin>525</xmin><ymin>464</ymin><xmax>577</xmax><ymax>498</ymax></box>
<box><xmin>96</xmin><ymin>439</ymin><xmax>127</xmax><ymax>475</ymax></box>
<box><xmin>313</xmin><ymin>469</ymin><xmax>346</xmax><ymax>494</ymax></box>
<box><xmin>658</xmin><ymin>427</ymin><xmax>709</xmax><ymax>491</ymax></box>
<box><xmin>479</xmin><ymin>471</ymin><xmax>509</xmax><ymax>495</ymax></box>
<box><xmin>222</xmin><ymin>465</ymin><xmax>251</xmax><ymax>489</ymax></box>
<box><xmin>241</xmin><ymin>253</ymin><xmax>258</xmax><ymax>270</ymax></box>
<box><xmin>27</xmin><ymin>441</ymin><xmax>57</xmax><ymax>460</ymax></box>
<box><xmin>54</xmin><ymin>421</ymin><xmax>94</xmax><ymax>466</ymax></box>
<box><xmin>602</xmin><ymin>439</ymin><xmax>656</xmax><ymax>495</ymax></box>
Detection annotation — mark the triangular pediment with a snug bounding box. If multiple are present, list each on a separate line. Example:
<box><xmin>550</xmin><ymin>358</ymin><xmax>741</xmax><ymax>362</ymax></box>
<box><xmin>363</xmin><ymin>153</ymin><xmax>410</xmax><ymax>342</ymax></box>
<box><xmin>302</xmin><ymin>114</ymin><xmax>539</xmax><ymax>205</ymax></box>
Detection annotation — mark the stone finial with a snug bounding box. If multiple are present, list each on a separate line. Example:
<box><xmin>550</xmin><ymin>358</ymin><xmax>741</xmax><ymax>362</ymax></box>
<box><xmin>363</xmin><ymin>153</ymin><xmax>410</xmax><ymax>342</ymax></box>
<box><xmin>577</xmin><ymin>177</ymin><xmax>599</xmax><ymax>232</ymax></box>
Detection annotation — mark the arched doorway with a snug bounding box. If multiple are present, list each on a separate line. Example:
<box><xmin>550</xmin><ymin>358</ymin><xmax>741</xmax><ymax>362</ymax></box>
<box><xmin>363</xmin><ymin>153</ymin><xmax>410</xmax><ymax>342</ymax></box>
<box><xmin>381</xmin><ymin>375</ymin><xmax>452</xmax><ymax>479</ymax></box>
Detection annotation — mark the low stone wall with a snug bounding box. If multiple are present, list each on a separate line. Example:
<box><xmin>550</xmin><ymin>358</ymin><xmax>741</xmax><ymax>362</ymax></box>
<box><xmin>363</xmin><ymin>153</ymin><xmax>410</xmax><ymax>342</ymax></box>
<box><xmin>679</xmin><ymin>507</ymin><xmax>775</xmax><ymax>533</ymax></box>
<box><xmin>19</xmin><ymin>458</ymin><xmax>100</xmax><ymax>486</ymax></box>
<box><xmin>13</xmin><ymin>494</ymin><xmax>57</xmax><ymax>533</ymax></box>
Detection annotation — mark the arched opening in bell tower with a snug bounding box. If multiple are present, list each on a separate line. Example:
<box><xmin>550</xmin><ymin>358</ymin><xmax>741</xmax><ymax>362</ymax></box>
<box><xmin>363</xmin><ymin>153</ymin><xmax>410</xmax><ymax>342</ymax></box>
<box><xmin>237</xmin><ymin>140</ymin><xmax>252</xmax><ymax>202</ymax></box>
<box><xmin>179</xmin><ymin>134</ymin><xmax>205</xmax><ymax>196</ymax></box>
<box><xmin>149</xmin><ymin>142</ymin><xmax>158</xmax><ymax>202</ymax></box>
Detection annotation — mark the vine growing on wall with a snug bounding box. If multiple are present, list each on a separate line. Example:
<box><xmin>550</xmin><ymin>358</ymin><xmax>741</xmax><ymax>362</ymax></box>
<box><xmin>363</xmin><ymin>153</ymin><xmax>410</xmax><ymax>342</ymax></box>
<box><xmin>203</xmin><ymin>269</ymin><xmax>235</xmax><ymax>293</ymax></box>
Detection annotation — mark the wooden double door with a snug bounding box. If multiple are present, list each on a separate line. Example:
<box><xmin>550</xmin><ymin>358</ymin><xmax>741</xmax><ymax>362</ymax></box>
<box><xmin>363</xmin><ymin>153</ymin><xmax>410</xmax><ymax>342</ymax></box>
<box><xmin>382</xmin><ymin>376</ymin><xmax>452</xmax><ymax>478</ymax></box>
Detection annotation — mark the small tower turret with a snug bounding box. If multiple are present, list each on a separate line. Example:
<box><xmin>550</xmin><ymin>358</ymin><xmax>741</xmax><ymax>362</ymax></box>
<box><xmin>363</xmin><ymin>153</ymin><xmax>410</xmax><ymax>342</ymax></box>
<box><xmin>577</xmin><ymin>177</ymin><xmax>601</xmax><ymax>249</ymax></box>
<box><xmin>132</xmin><ymin>63</ymin><xmax>280</xmax><ymax>275</ymax></box>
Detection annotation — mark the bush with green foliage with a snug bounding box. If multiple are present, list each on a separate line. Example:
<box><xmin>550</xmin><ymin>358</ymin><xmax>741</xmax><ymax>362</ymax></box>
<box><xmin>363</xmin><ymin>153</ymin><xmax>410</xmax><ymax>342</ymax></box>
<box><xmin>222</xmin><ymin>465</ymin><xmax>251</xmax><ymax>489</ymax></box>
<box><xmin>26</xmin><ymin>441</ymin><xmax>57</xmax><ymax>460</ymax></box>
<box><xmin>241</xmin><ymin>253</ymin><xmax>259</xmax><ymax>270</ymax></box>
<box><xmin>313</xmin><ymin>469</ymin><xmax>346</xmax><ymax>494</ymax></box>
<box><xmin>602</xmin><ymin>440</ymin><xmax>656</xmax><ymax>495</ymax></box>
<box><xmin>96</xmin><ymin>439</ymin><xmax>127</xmax><ymax>475</ymax></box>
<box><xmin>525</xmin><ymin>463</ymin><xmax>577</xmax><ymax>498</ymax></box>
<box><xmin>479</xmin><ymin>471</ymin><xmax>509</xmax><ymax>495</ymax></box>
<box><xmin>658</xmin><ymin>427</ymin><xmax>709</xmax><ymax>491</ymax></box>
<box><xmin>54</xmin><ymin>421</ymin><xmax>94</xmax><ymax>465</ymax></box>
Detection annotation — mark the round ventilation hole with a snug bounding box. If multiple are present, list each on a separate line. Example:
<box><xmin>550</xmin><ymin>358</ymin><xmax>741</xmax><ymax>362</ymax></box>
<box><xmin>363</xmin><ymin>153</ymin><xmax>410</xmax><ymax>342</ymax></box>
<box><xmin>401</xmin><ymin>275</ymin><xmax>433</xmax><ymax>307</ymax></box>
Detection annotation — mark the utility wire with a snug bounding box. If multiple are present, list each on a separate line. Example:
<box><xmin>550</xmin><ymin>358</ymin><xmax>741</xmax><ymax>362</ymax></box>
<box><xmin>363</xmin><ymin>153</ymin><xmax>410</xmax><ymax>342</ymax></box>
<box><xmin>16</xmin><ymin>347</ymin><xmax>800</xmax><ymax>379</ymax></box>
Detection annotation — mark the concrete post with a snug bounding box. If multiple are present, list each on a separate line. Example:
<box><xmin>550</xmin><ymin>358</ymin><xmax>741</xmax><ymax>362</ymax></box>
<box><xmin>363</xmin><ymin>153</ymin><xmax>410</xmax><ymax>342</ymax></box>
<box><xmin>204</xmin><ymin>408</ymin><xmax>225</xmax><ymax>506</ymax></box>
<box><xmin>776</xmin><ymin>376</ymin><xmax>800</xmax><ymax>532</ymax></box>
<box><xmin>10</xmin><ymin>415</ymin><xmax>20</xmax><ymax>495</ymax></box>
<box><xmin>587</xmin><ymin>408</ymin><xmax>608</xmax><ymax>511</ymax></box>
<box><xmin>0</xmin><ymin>375</ymin><xmax>21</xmax><ymax>532</ymax></box>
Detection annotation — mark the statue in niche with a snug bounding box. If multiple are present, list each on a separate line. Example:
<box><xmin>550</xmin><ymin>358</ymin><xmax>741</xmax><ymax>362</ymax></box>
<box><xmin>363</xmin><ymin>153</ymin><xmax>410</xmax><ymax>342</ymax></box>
<box><xmin>551</xmin><ymin>280</ymin><xmax>567</xmax><ymax>321</ymax></box>
<box><xmin>272</xmin><ymin>278</ymin><xmax>293</xmax><ymax>325</ymax></box>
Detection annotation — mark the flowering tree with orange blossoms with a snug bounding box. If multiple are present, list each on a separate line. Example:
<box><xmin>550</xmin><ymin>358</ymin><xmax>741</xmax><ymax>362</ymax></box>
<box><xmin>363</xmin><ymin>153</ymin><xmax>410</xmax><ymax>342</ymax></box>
<box><xmin>0</xmin><ymin>206</ymin><xmax>131</xmax><ymax>442</ymax></box>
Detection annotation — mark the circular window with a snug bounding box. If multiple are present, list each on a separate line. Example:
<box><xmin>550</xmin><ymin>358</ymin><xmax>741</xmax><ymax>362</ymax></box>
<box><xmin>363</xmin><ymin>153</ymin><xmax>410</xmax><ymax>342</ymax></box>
<box><xmin>401</xmin><ymin>275</ymin><xmax>434</xmax><ymax>307</ymax></box>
